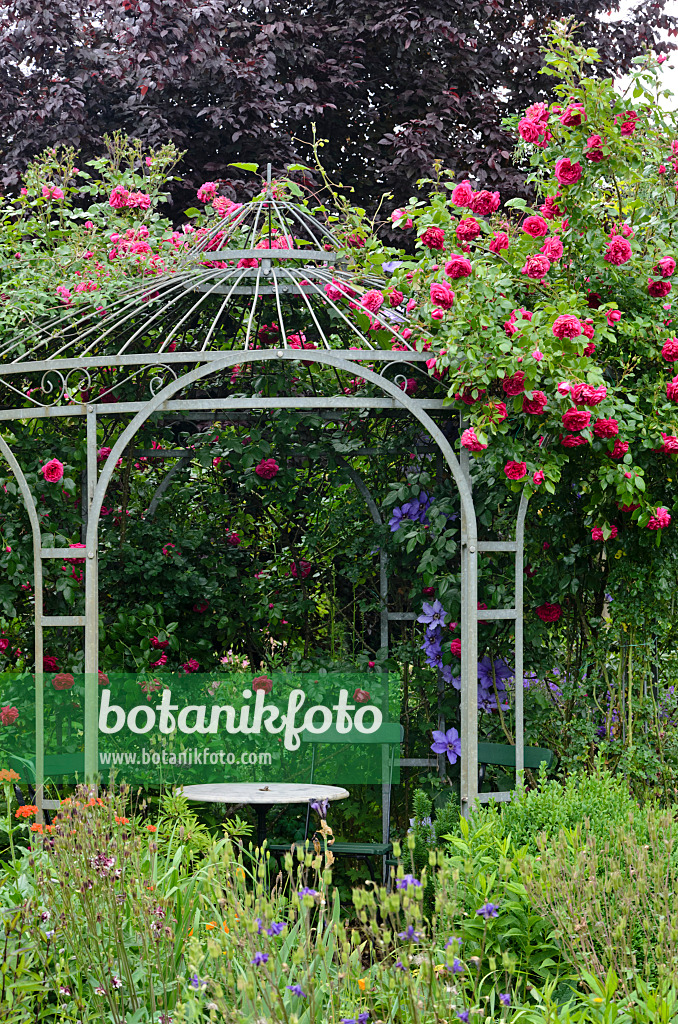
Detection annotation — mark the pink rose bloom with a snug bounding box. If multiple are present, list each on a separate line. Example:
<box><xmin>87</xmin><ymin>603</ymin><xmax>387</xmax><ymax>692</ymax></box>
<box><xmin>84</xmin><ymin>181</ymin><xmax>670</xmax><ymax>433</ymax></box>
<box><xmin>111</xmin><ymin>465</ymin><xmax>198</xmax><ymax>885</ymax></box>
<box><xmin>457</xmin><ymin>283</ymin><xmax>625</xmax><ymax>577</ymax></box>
<box><xmin>560</xmin><ymin>103</ymin><xmax>585</xmax><ymax>126</ymax></box>
<box><xmin>502</xmin><ymin>371</ymin><xmax>526</xmax><ymax>396</ymax></box>
<box><xmin>420</xmin><ymin>226</ymin><xmax>446</xmax><ymax>250</ymax></box>
<box><xmin>541</xmin><ymin>236</ymin><xmax>563</xmax><ymax>261</ymax></box>
<box><xmin>52</xmin><ymin>673</ymin><xmax>75</xmax><ymax>691</ymax></box>
<box><xmin>593</xmin><ymin>418</ymin><xmax>619</xmax><ymax>438</ymax></box>
<box><xmin>353</xmin><ymin>687</ymin><xmax>371</xmax><ymax>702</ymax></box>
<box><xmin>197</xmin><ymin>182</ymin><xmax>218</xmax><ymax>202</ymax></box>
<box><xmin>649</xmin><ymin>278</ymin><xmax>672</xmax><ymax>298</ymax></box>
<box><xmin>591</xmin><ymin>525</ymin><xmax>618</xmax><ymax>541</ymax></box>
<box><xmin>0</xmin><ymin>706</ymin><xmax>18</xmax><ymax>725</ymax></box>
<box><xmin>389</xmin><ymin>289</ymin><xmax>404</xmax><ymax>307</ymax></box>
<box><xmin>150</xmin><ymin>653</ymin><xmax>168</xmax><ymax>668</ymax></box>
<box><xmin>608</xmin><ymin>440</ymin><xmax>629</xmax><ymax>460</ymax></box>
<box><xmin>456</xmin><ymin>218</ymin><xmax>482</xmax><ymax>242</ymax></box>
<box><xmin>391</xmin><ymin>208</ymin><xmax>414</xmax><ymax>227</ymax></box>
<box><xmin>486</xmin><ymin>400</ymin><xmax>507</xmax><ymax>422</ymax></box>
<box><xmin>255</xmin><ymin>458</ymin><xmax>280</xmax><ymax>480</ymax></box>
<box><xmin>460</xmin><ymin>428</ymin><xmax>487</xmax><ymax>452</ymax></box>
<box><xmin>522</xmin><ymin>215</ymin><xmax>549</xmax><ymax>238</ymax></box>
<box><xmin>540</xmin><ymin>195</ymin><xmax>562</xmax><ymax>219</ymax></box>
<box><xmin>532</xmin><ymin>349</ymin><xmax>544</xmax><ymax>361</ymax></box>
<box><xmin>562</xmin><ymin>408</ymin><xmax>591</xmax><ymax>431</ymax></box>
<box><xmin>522</xmin><ymin>391</ymin><xmax>547</xmax><ymax>414</ymax></box>
<box><xmin>227</xmin><ymin>531</ymin><xmax>240</xmax><ymax>546</ymax></box>
<box><xmin>571</xmin><ymin>383</ymin><xmax>607</xmax><ymax>406</ymax></box>
<box><xmin>532</xmin><ymin>470</ymin><xmax>545</xmax><ymax>485</ymax></box>
<box><xmin>552</xmin><ymin>314</ymin><xmax>582</xmax><ymax>339</ymax></box>
<box><xmin>470</xmin><ymin>190</ymin><xmax>500</xmax><ymax>216</ymax></box>
<box><xmin>128</xmin><ymin>192</ymin><xmax>151</xmax><ymax>210</ymax></box>
<box><xmin>619</xmin><ymin>111</ymin><xmax>638</xmax><ymax>136</ymax></box>
<box><xmin>655</xmin><ymin>257</ymin><xmax>676</xmax><ymax>278</ymax></box>
<box><xmin>360</xmin><ymin>289</ymin><xmax>384</xmax><ymax>312</ymax></box>
<box><xmin>604</xmin><ymin>236</ymin><xmax>632</xmax><ymax>265</ymax></box>
<box><xmin>431</xmin><ymin>308</ymin><xmax>444</xmax><ymax>321</ymax></box>
<box><xmin>648</xmin><ymin>507</ymin><xmax>671</xmax><ymax>529</ymax></box>
<box><xmin>398</xmin><ymin>378</ymin><xmax>418</xmax><ymax>395</ymax></box>
<box><xmin>42</xmin><ymin>184</ymin><xmax>65</xmax><ymax>200</ymax></box>
<box><xmin>554</xmin><ymin>158</ymin><xmax>583</xmax><ymax>185</ymax></box>
<box><xmin>430</xmin><ymin>282</ymin><xmax>455</xmax><ymax>309</ymax></box>
<box><xmin>489</xmin><ymin>232</ymin><xmax>509</xmax><ymax>253</ymax></box>
<box><xmin>662</xmin><ymin>338</ymin><xmax>678</xmax><ymax>361</ymax></box>
<box><xmin>43</xmin><ymin>655</ymin><xmax>59</xmax><ymax>671</ymax></box>
<box><xmin>583</xmin><ymin>342</ymin><xmax>596</xmax><ymax>356</ymax></box>
<box><xmin>605</xmin><ymin>309</ymin><xmax>622</xmax><ymax>326</ymax></box>
<box><xmin>660</xmin><ymin>433</ymin><xmax>678</xmax><ymax>453</ymax></box>
<box><xmin>41</xmin><ymin>458</ymin><xmax>64</xmax><ymax>483</ymax></box>
<box><xmin>561</xmin><ymin>434</ymin><xmax>589</xmax><ymax>447</ymax></box>
<box><xmin>582</xmin><ymin>319</ymin><xmax>595</xmax><ymax>339</ymax></box>
<box><xmin>521</xmin><ymin>254</ymin><xmax>550</xmax><ymax>279</ymax></box>
<box><xmin>445</xmin><ymin>255</ymin><xmax>472</xmax><ymax>278</ymax></box>
<box><xmin>451</xmin><ymin>180</ymin><xmax>474</xmax><ymax>207</ymax></box>
<box><xmin>518</xmin><ymin>118</ymin><xmax>547</xmax><ymax>145</ymax></box>
<box><xmin>666</xmin><ymin>375</ymin><xmax>678</xmax><ymax>401</ymax></box>
<box><xmin>585</xmin><ymin>135</ymin><xmax>605</xmax><ymax>162</ymax></box>
<box><xmin>504</xmin><ymin>460</ymin><xmax>527</xmax><ymax>480</ymax></box>
<box><xmin>0</xmin><ymin>639</ymin><xmax>8</xmax><ymax>652</ymax></box>
<box><xmin>450</xmin><ymin>638</ymin><xmax>462</xmax><ymax>658</ymax></box>
<box><xmin>109</xmin><ymin>185</ymin><xmax>130</xmax><ymax>208</ymax></box>
<box><xmin>557</xmin><ymin>381</ymin><xmax>572</xmax><ymax>396</ymax></box>
<box><xmin>182</xmin><ymin>659</ymin><xmax>200</xmax><ymax>673</ymax></box>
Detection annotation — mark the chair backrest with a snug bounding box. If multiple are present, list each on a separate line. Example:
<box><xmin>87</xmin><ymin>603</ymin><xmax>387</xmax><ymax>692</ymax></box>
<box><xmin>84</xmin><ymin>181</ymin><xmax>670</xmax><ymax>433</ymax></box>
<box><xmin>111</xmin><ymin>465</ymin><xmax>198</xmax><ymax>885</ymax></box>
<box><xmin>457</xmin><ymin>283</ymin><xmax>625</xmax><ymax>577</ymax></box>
<box><xmin>477</xmin><ymin>741</ymin><xmax>554</xmax><ymax>770</ymax></box>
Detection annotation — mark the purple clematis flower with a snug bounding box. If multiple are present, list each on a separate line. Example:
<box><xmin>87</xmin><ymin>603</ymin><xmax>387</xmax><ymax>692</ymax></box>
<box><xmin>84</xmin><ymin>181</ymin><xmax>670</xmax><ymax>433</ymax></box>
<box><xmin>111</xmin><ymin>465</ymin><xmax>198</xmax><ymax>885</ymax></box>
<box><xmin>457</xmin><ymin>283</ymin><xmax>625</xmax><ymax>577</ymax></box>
<box><xmin>430</xmin><ymin>727</ymin><xmax>461</xmax><ymax>764</ymax></box>
<box><xmin>382</xmin><ymin>260</ymin><xmax>404</xmax><ymax>275</ymax></box>
<box><xmin>418</xmin><ymin>600</ymin><xmax>448</xmax><ymax>629</ymax></box>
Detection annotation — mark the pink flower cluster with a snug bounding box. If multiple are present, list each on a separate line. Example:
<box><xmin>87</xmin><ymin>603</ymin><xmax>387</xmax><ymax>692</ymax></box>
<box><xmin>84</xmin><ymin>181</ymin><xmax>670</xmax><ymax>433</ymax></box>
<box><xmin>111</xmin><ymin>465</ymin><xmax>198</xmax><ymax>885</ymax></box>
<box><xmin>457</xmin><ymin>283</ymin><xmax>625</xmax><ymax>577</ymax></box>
<box><xmin>255</xmin><ymin>459</ymin><xmax>280</xmax><ymax>480</ymax></box>
<box><xmin>109</xmin><ymin>186</ymin><xmax>152</xmax><ymax>210</ymax></box>
<box><xmin>42</xmin><ymin>184</ymin><xmax>65</xmax><ymax>201</ymax></box>
<box><xmin>518</xmin><ymin>103</ymin><xmax>551</xmax><ymax>147</ymax></box>
<box><xmin>460</xmin><ymin>428</ymin><xmax>487</xmax><ymax>452</ymax></box>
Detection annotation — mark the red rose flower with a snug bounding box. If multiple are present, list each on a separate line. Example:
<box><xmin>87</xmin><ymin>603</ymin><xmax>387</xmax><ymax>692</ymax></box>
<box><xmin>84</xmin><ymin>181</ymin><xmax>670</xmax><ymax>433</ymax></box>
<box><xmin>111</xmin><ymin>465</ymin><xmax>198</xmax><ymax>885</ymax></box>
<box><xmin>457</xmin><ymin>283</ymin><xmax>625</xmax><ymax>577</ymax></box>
<box><xmin>456</xmin><ymin>218</ymin><xmax>481</xmax><ymax>242</ymax></box>
<box><xmin>504</xmin><ymin>460</ymin><xmax>527</xmax><ymax>480</ymax></box>
<box><xmin>420</xmin><ymin>226</ymin><xmax>445</xmax><ymax>250</ymax></box>
<box><xmin>521</xmin><ymin>254</ymin><xmax>550</xmax><ymax>279</ymax></box>
<box><xmin>522</xmin><ymin>215</ymin><xmax>549</xmax><ymax>238</ymax></box>
<box><xmin>502</xmin><ymin>371</ymin><xmax>526</xmax><ymax>396</ymax></box>
<box><xmin>470</xmin><ymin>190</ymin><xmax>500</xmax><ymax>216</ymax></box>
<box><xmin>604</xmin><ymin>236</ymin><xmax>632</xmax><ymax>265</ymax></box>
<box><xmin>552</xmin><ymin>314</ymin><xmax>582</xmax><ymax>339</ymax></box>
<box><xmin>290</xmin><ymin>560</ymin><xmax>312</xmax><ymax>579</ymax></box>
<box><xmin>608</xmin><ymin>440</ymin><xmax>629</xmax><ymax>460</ymax></box>
<box><xmin>522</xmin><ymin>391</ymin><xmax>548</xmax><ymax>415</ymax></box>
<box><xmin>535</xmin><ymin>603</ymin><xmax>562</xmax><ymax>623</ymax></box>
<box><xmin>660</xmin><ymin>433</ymin><xmax>678</xmax><ymax>454</ymax></box>
<box><xmin>444</xmin><ymin>255</ymin><xmax>472</xmax><ymax>279</ymax></box>
<box><xmin>655</xmin><ymin>257</ymin><xmax>676</xmax><ymax>278</ymax></box>
<box><xmin>533</xmin><ymin>470</ymin><xmax>545</xmax><ymax>485</ymax></box>
<box><xmin>667</xmin><ymin>375</ymin><xmax>678</xmax><ymax>401</ymax></box>
<box><xmin>541</xmin><ymin>236</ymin><xmax>563</xmax><ymax>261</ymax></box>
<box><xmin>255</xmin><ymin>458</ymin><xmax>280</xmax><ymax>480</ymax></box>
<box><xmin>540</xmin><ymin>195</ymin><xmax>562</xmax><ymax>219</ymax></box>
<box><xmin>561</xmin><ymin>434</ymin><xmax>589</xmax><ymax>447</ymax></box>
<box><xmin>585</xmin><ymin>135</ymin><xmax>605</xmax><ymax>162</ymax></box>
<box><xmin>252</xmin><ymin>675</ymin><xmax>273</xmax><ymax>694</ymax></box>
<box><xmin>571</xmin><ymin>383</ymin><xmax>607</xmax><ymax>406</ymax></box>
<box><xmin>0</xmin><ymin>705</ymin><xmax>18</xmax><ymax>725</ymax></box>
<box><xmin>430</xmin><ymin>282</ymin><xmax>455</xmax><ymax>309</ymax></box>
<box><xmin>353</xmin><ymin>688</ymin><xmax>370</xmax><ymax>703</ymax></box>
<box><xmin>41</xmin><ymin>458</ymin><xmax>65</xmax><ymax>483</ymax></box>
<box><xmin>53</xmin><ymin>673</ymin><xmax>75</xmax><ymax>691</ymax></box>
<box><xmin>43</xmin><ymin>655</ymin><xmax>59</xmax><ymax>672</ymax></box>
<box><xmin>450</xmin><ymin>638</ymin><xmax>462</xmax><ymax>658</ymax></box>
<box><xmin>554</xmin><ymin>158</ymin><xmax>582</xmax><ymax>185</ymax></box>
<box><xmin>451</xmin><ymin>180</ymin><xmax>474</xmax><ymax>207</ymax></box>
<box><xmin>593</xmin><ymin>418</ymin><xmax>619</xmax><ymax>438</ymax></box>
<box><xmin>591</xmin><ymin>525</ymin><xmax>618</xmax><ymax>541</ymax></box>
<box><xmin>562</xmin><ymin>408</ymin><xmax>591</xmax><ymax>432</ymax></box>
<box><xmin>662</xmin><ymin>338</ymin><xmax>678</xmax><ymax>362</ymax></box>
<box><xmin>649</xmin><ymin>278</ymin><xmax>672</xmax><ymax>298</ymax></box>
<box><xmin>460</xmin><ymin>428</ymin><xmax>487</xmax><ymax>452</ymax></box>
<box><xmin>648</xmin><ymin>507</ymin><xmax>671</xmax><ymax>529</ymax></box>
<box><xmin>560</xmin><ymin>103</ymin><xmax>585</xmax><ymax>126</ymax></box>
<box><xmin>488</xmin><ymin>232</ymin><xmax>509</xmax><ymax>254</ymax></box>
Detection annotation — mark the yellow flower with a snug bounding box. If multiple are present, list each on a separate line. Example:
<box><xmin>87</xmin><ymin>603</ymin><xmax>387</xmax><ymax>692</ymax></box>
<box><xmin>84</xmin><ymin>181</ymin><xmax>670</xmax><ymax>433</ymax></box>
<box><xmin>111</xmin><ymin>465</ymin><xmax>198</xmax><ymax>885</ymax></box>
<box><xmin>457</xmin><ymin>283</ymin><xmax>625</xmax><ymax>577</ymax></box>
<box><xmin>358</xmin><ymin>979</ymin><xmax>366</xmax><ymax>991</ymax></box>
<box><xmin>592</xmin><ymin>997</ymin><xmax>603</xmax><ymax>1003</ymax></box>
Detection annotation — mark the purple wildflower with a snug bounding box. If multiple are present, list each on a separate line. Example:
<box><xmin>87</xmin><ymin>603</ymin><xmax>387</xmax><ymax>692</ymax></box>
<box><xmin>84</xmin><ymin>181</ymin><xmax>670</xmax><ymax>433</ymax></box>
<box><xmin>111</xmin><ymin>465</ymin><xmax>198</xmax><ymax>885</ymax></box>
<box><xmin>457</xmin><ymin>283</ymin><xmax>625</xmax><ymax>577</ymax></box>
<box><xmin>287</xmin><ymin>984</ymin><xmax>307</xmax><ymax>998</ymax></box>
<box><xmin>297</xmin><ymin>887</ymin><xmax>317</xmax><ymax>897</ymax></box>
<box><xmin>251</xmin><ymin>952</ymin><xmax>269</xmax><ymax>966</ymax></box>
<box><xmin>396</xmin><ymin>874</ymin><xmax>422</xmax><ymax>890</ymax></box>
<box><xmin>500</xmin><ymin>994</ymin><xmax>510</xmax><ymax>1007</ymax></box>
<box><xmin>397</xmin><ymin>924</ymin><xmax>422</xmax><ymax>942</ymax></box>
<box><xmin>266</xmin><ymin>922</ymin><xmax>285</xmax><ymax>936</ymax></box>
<box><xmin>476</xmin><ymin>902</ymin><xmax>499</xmax><ymax>919</ymax></box>
<box><xmin>458</xmin><ymin>1012</ymin><xmax>470</xmax><ymax>1023</ymax></box>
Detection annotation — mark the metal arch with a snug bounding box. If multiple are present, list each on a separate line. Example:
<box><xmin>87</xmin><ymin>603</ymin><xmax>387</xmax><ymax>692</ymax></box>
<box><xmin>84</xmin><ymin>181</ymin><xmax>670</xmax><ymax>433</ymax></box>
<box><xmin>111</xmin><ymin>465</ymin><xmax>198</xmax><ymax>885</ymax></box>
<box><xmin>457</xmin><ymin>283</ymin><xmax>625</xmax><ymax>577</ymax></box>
<box><xmin>82</xmin><ymin>348</ymin><xmax>479</xmax><ymax>808</ymax></box>
<box><xmin>0</xmin><ymin>435</ymin><xmax>45</xmax><ymax>816</ymax></box>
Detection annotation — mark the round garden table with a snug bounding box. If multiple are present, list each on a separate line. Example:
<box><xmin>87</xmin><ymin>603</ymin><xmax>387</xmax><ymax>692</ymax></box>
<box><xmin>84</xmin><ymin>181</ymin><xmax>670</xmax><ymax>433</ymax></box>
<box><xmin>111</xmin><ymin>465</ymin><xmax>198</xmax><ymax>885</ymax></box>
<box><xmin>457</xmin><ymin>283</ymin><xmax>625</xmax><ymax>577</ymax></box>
<box><xmin>181</xmin><ymin>782</ymin><xmax>349</xmax><ymax>847</ymax></box>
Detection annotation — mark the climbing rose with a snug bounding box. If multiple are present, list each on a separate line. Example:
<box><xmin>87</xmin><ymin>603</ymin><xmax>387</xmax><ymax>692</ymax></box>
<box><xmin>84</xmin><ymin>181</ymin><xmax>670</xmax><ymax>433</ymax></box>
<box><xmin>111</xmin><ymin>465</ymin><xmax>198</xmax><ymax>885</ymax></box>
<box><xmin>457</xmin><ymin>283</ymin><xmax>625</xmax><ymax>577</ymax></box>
<box><xmin>541</xmin><ymin>236</ymin><xmax>563</xmax><ymax>261</ymax></box>
<box><xmin>252</xmin><ymin>675</ymin><xmax>273</xmax><ymax>694</ymax></box>
<box><xmin>585</xmin><ymin>135</ymin><xmax>605</xmax><ymax>162</ymax></box>
<box><xmin>420</xmin><ymin>227</ymin><xmax>445</xmax><ymax>250</ymax></box>
<box><xmin>667</xmin><ymin>376</ymin><xmax>678</xmax><ymax>401</ymax></box>
<box><xmin>399</xmin><ymin>378</ymin><xmax>418</xmax><ymax>395</ymax></box>
<box><xmin>604</xmin><ymin>236</ymin><xmax>632</xmax><ymax>265</ymax></box>
<box><xmin>662</xmin><ymin>338</ymin><xmax>678</xmax><ymax>361</ymax></box>
<box><xmin>227</xmin><ymin>531</ymin><xmax>240</xmax><ymax>546</ymax></box>
<box><xmin>552</xmin><ymin>314</ymin><xmax>582</xmax><ymax>339</ymax></box>
<box><xmin>391</xmin><ymin>208</ymin><xmax>413</xmax><ymax>227</ymax></box>
<box><xmin>522</xmin><ymin>391</ymin><xmax>547</xmax><ymax>414</ymax></box>
<box><xmin>655</xmin><ymin>257</ymin><xmax>676</xmax><ymax>278</ymax></box>
<box><xmin>197</xmin><ymin>182</ymin><xmax>218</xmax><ymax>202</ymax></box>
<box><xmin>608</xmin><ymin>440</ymin><xmax>629</xmax><ymax>459</ymax></box>
<box><xmin>353</xmin><ymin>688</ymin><xmax>370</xmax><ymax>703</ymax></box>
<box><xmin>518</xmin><ymin>118</ymin><xmax>548</xmax><ymax>145</ymax></box>
<box><xmin>504</xmin><ymin>460</ymin><xmax>527</xmax><ymax>481</ymax></box>
<box><xmin>660</xmin><ymin>433</ymin><xmax>678</xmax><ymax>453</ymax></box>
<box><xmin>255</xmin><ymin>459</ymin><xmax>279</xmax><ymax>480</ymax></box>
<box><xmin>182</xmin><ymin>659</ymin><xmax>200</xmax><ymax>673</ymax></box>
<box><xmin>562</xmin><ymin>408</ymin><xmax>591</xmax><ymax>431</ymax></box>
<box><xmin>470</xmin><ymin>190</ymin><xmax>500</xmax><ymax>216</ymax></box>
<box><xmin>0</xmin><ymin>706</ymin><xmax>18</xmax><ymax>725</ymax></box>
<box><xmin>535</xmin><ymin>603</ymin><xmax>562</xmax><ymax>623</ymax></box>
<box><xmin>41</xmin><ymin>459</ymin><xmax>64</xmax><ymax>483</ymax></box>
<box><xmin>522</xmin><ymin>215</ymin><xmax>549</xmax><ymax>238</ymax></box>
<box><xmin>489</xmin><ymin>232</ymin><xmax>509</xmax><ymax>254</ymax></box>
<box><xmin>584</xmin><ymin>342</ymin><xmax>596</xmax><ymax>356</ymax></box>
<box><xmin>521</xmin><ymin>254</ymin><xmax>550</xmax><ymax>279</ymax></box>
<box><xmin>430</xmin><ymin>282</ymin><xmax>455</xmax><ymax>309</ymax></box>
<box><xmin>591</xmin><ymin>525</ymin><xmax>618</xmax><ymax>541</ymax></box>
<box><xmin>571</xmin><ymin>383</ymin><xmax>607</xmax><ymax>406</ymax></box>
<box><xmin>450</xmin><ymin>638</ymin><xmax>462</xmax><ymax>657</ymax></box>
<box><xmin>560</xmin><ymin>103</ymin><xmax>585</xmax><ymax>126</ymax></box>
<box><xmin>42</xmin><ymin>184</ymin><xmax>64</xmax><ymax>200</ymax></box>
<box><xmin>460</xmin><ymin>428</ymin><xmax>487</xmax><ymax>452</ymax></box>
<box><xmin>456</xmin><ymin>218</ymin><xmax>481</xmax><ymax>242</ymax></box>
<box><xmin>445</xmin><ymin>255</ymin><xmax>472</xmax><ymax>279</ymax></box>
<box><xmin>649</xmin><ymin>278</ymin><xmax>672</xmax><ymax>298</ymax></box>
<box><xmin>290</xmin><ymin>560</ymin><xmax>312</xmax><ymax>579</ymax></box>
<box><xmin>502</xmin><ymin>372</ymin><xmax>525</xmax><ymax>396</ymax></box>
<box><xmin>582</xmin><ymin>319</ymin><xmax>595</xmax><ymax>339</ymax></box>
<box><xmin>43</xmin><ymin>655</ymin><xmax>58</xmax><ymax>672</ymax></box>
<box><xmin>52</xmin><ymin>673</ymin><xmax>75</xmax><ymax>690</ymax></box>
<box><xmin>451</xmin><ymin>180</ymin><xmax>474</xmax><ymax>207</ymax></box>
<box><xmin>593</xmin><ymin>418</ymin><xmax>619</xmax><ymax>438</ymax></box>
<box><xmin>606</xmin><ymin>309</ymin><xmax>622</xmax><ymax>326</ymax></box>
<box><xmin>540</xmin><ymin>195</ymin><xmax>562</xmax><ymax>219</ymax></box>
<box><xmin>486</xmin><ymin>401</ymin><xmax>507</xmax><ymax>422</ymax></box>
<box><xmin>561</xmin><ymin>434</ymin><xmax>589</xmax><ymax>447</ymax></box>
<box><xmin>109</xmin><ymin>185</ymin><xmax>130</xmax><ymax>208</ymax></box>
<box><xmin>389</xmin><ymin>289</ymin><xmax>404</xmax><ymax>307</ymax></box>
<box><xmin>360</xmin><ymin>290</ymin><xmax>384</xmax><ymax>312</ymax></box>
<box><xmin>648</xmin><ymin>507</ymin><xmax>671</xmax><ymax>529</ymax></box>
<box><xmin>533</xmin><ymin>470</ymin><xmax>545</xmax><ymax>485</ymax></box>
<box><xmin>554</xmin><ymin>158</ymin><xmax>582</xmax><ymax>185</ymax></box>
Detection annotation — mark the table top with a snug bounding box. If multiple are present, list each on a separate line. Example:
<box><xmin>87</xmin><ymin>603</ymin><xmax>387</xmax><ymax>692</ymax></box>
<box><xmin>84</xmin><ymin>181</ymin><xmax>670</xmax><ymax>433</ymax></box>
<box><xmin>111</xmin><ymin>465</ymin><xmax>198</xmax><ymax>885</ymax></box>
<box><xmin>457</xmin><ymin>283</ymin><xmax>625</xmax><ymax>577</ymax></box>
<box><xmin>180</xmin><ymin>782</ymin><xmax>350</xmax><ymax>805</ymax></box>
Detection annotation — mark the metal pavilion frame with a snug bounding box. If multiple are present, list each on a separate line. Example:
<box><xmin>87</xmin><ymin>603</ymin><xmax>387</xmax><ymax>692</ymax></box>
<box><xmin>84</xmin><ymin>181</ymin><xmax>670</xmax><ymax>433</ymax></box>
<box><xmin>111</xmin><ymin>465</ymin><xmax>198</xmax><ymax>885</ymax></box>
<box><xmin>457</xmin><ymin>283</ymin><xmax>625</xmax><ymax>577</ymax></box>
<box><xmin>0</xmin><ymin>186</ymin><xmax>529</xmax><ymax>823</ymax></box>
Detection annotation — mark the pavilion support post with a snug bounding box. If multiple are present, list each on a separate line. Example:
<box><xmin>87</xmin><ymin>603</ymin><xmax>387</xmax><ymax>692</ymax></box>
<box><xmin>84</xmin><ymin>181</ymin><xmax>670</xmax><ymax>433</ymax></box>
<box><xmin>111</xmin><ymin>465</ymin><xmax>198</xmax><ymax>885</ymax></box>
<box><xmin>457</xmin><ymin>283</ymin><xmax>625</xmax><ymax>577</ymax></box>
<box><xmin>514</xmin><ymin>493</ymin><xmax>529</xmax><ymax>791</ymax></box>
<box><xmin>84</xmin><ymin>407</ymin><xmax>99</xmax><ymax>784</ymax></box>
<box><xmin>459</xmin><ymin>425</ymin><xmax>478</xmax><ymax>818</ymax></box>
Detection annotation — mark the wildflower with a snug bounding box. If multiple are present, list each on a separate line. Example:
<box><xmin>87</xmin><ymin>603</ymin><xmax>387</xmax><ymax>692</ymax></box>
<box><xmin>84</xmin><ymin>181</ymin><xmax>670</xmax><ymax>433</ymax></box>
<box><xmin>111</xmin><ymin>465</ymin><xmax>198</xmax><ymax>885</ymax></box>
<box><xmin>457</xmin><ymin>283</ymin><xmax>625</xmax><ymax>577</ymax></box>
<box><xmin>310</xmin><ymin>798</ymin><xmax>330</xmax><ymax>818</ymax></box>
<box><xmin>0</xmin><ymin>706</ymin><xmax>18</xmax><ymax>725</ymax></box>
<box><xmin>397</xmin><ymin>925</ymin><xmax>422</xmax><ymax>942</ymax></box>
<box><xmin>500</xmin><ymin>994</ymin><xmax>511</xmax><ymax>1007</ymax></box>
<box><xmin>189</xmin><ymin>974</ymin><xmax>205</xmax><ymax>990</ymax></box>
<box><xmin>267</xmin><ymin>921</ymin><xmax>285</xmax><ymax>936</ymax></box>
<box><xmin>286</xmin><ymin>984</ymin><xmax>307</xmax><ymax>998</ymax></box>
<box><xmin>297</xmin><ymin>886</ymin><xmax>317</xmax><ymax>897</ymax></box>
<box><xmin>476</xmin><ymin>902</ymin><xmax>499</xmax><ymax>919</ymax></box>
<box><xmin>396</xmin><ymin>874</ymin><xmax>422</xmax><ymax>890</ymax></box>
<box><xmin>15</xmin><ymin>805</ymin><xmax>38</xmax><ymax>819</ymax></box>
<box><xmin>147</xmin><ymin>824</ymin><xmax>157</xmax><ymax>832</ymax></box>
<box><xmin>251</xmin><ymin>951</ymin><xmax>269</xmax><ymax>966</ymax></box>
<box><xmin>458</xmin><ymin>1012</ymin><xmax>470</xmax><ymax>1023</ymax></box>
<box><xmin>452</xmin><ymin>959</ymin><xmax>464</xmax><ymax>973</ymax></box>
<box><xmin>111</xmin><ymin>976</ymin><xmax>122</xmax><ymax>990</ymax></box>
<box><xmin>394</xmin><ymin>960</ymin><xmax>407</xmax><ymax>971</ymax></box>
<box><xmin>114</xmin><ymin>816</ymin><xmax>130</xmax><ymax>824</ymax></box>
<box><xmin>358</xmin><ymin>979</ymin><xmax>366</xmax><ymax>991</ymax></box>
<box><xmin>0</xmin><ymin>768</ymin><xmax>20</xmax><ymax>782</ymax></box>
